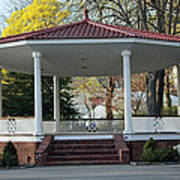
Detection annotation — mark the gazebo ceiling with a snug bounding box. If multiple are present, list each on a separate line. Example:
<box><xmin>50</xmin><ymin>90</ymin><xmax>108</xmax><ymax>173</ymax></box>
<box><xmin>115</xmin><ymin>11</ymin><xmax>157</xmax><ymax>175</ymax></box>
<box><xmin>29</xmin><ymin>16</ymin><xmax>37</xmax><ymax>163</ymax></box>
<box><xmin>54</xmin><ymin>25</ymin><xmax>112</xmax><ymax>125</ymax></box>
<box><xmin>0</xmin><ymin>12</ymin><xmax>180</xmax><ymax>76</ymax></box>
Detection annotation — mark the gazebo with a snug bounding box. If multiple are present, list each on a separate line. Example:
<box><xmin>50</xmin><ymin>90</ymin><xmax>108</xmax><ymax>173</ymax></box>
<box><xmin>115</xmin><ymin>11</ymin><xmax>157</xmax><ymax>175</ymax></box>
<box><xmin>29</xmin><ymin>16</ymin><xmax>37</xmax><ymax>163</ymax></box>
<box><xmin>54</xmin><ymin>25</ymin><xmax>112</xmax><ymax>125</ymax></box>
<box><xmin>0</xmin><ymin>11</ymin><xmax>180</xmax><ymax>165</ymax></box>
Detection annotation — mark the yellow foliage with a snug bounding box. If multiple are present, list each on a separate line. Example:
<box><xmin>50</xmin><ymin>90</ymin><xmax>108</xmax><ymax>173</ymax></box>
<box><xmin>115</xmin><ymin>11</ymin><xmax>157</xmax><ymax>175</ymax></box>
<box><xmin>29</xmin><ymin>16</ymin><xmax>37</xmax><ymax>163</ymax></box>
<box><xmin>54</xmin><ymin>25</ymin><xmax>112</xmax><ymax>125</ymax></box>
<box><xmin>72</xmin><ymin>77</ymin><xmax>105</xmax><ymax>99</ymax></box>
<box><xmin>2</xmin><ymin>0</ymin><xmax>71</xmax><ymax>37</ymax></box>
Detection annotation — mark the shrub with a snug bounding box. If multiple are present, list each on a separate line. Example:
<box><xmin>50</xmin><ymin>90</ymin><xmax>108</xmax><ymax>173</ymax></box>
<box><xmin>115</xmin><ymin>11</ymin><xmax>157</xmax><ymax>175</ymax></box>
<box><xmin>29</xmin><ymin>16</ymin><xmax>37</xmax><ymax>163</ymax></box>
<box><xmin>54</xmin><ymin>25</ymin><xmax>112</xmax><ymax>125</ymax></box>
<box><xmin>143</xmin><ymin>138</ymin><xmax>156</xmax><ymax>151</ymax></box>
<box><xmin>141</xmin><ymin>138</ymin><xmax>179</xmax><ymax>162</ymax></box>
<box><xmin>142</xmin><ymin>148</ymin><xmax>156</xmax><ymax>162</ymax></box>
<box><xmin>155</xmin><ymin>148</ymin><xmax>179</xmax><ymax>162</ymax></box>
<box><xmin>142</xmin><ymin>138</ymin><xmax>157</xmax><ymax>162</ymax></box>
<box><xmin>2</xmin><ymin>141</ymin><xmax>18</xmax><ymax>168</ymax></box>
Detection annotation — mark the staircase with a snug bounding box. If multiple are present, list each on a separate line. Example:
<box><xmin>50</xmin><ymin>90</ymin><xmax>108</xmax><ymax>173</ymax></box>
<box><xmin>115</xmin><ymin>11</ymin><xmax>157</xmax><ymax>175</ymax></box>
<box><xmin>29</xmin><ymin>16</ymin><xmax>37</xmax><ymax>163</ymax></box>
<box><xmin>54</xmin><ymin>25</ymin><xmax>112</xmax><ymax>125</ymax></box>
<box><xmin>35</xmin><ymin>135</ymin><xmax>130</xmax><ymax>166</ymax></box>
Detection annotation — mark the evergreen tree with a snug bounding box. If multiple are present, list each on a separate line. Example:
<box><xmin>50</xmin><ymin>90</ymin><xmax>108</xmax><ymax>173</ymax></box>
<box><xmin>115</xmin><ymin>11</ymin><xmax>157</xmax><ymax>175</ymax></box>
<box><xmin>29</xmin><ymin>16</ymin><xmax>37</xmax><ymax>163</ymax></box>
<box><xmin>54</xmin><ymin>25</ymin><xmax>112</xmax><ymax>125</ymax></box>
<box><xmin>2</xmin><ymin>71</ymin><xmax>80</xmax><ymax>119</ymax></box>
<box><xmin>2</xmin><ymin>141</ymin><xmax>18</xmax><ymax>168</ymax></box>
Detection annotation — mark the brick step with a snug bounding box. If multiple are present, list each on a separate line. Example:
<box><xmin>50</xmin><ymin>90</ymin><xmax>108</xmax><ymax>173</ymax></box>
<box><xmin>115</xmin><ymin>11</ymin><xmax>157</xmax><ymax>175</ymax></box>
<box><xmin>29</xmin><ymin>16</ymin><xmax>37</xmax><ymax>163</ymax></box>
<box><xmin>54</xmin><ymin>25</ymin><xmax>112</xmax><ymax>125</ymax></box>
<box><xmin>50</xmin><ymin>144</ymin><xmax>116</xmax><ymax>150</ymax></box>
<box><xmin>35</xmin><ymin>135</ymin><xmax>130</xmax><ymax>166</ymax></box>
<box><xmin>49</xmin><ymin>149</ymin><xmax>117</xmax><ymax>156</ymax></box>
<box><xmin>48</xmin><ymin>154</ymin><xmax>119</xmax><ymax>161</ymax></box>
<box><xmin>53</xmin><ymin>139</ymin><xmax>114</xmax><ymax>145</ymax></box>
<box><xmin>46</xmin><ymin>160</ymin><xmax>121</xmax><ymax>166</ymax></box>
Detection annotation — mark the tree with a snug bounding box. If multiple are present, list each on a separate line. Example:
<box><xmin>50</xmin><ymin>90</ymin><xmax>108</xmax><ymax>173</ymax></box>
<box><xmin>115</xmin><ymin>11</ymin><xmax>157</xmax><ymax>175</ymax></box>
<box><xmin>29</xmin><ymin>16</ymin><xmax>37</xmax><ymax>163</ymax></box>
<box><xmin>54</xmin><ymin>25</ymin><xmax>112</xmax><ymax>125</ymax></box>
<box><xmin>2</xmin><ymin>71</ymin><xmax>34</xmax><ymax>117</ymax></box>
<box><xmin>136</xmin><ymin>0</ymin><xmax>180</xmax><ymax>115</ymax></box>
<box><xmin>65</xmin><ymin>0</ymin><xmax>137</xmax><ymax>26</ymax></box>
<box><xmin>73</xmin><ymin>74</ymin><xmax>147</xmax><ymax>118</ymax></box>
<box><xmin>2</xmin><ymin>141</ymin><xmax>18</xmax><ymax>168</ymax></box>
<box><xmin>2</xmin><ymin>0</ymin><xmax>70</xmax><ymax>37</ymax></box>
<box><xmin>0</xmin><ymin>0</ymin><xmax>33</xmax><ymax>32</ymax></box>
<box><xmin>72</xmin><ymin>77</ymin><xmax>104</xmax><ymax>118</ymax></box>
<box><xmin>1</xmin><ymin>0</ymin><xmax>79</xmax><ymax>119</ymax></box>
<box><xmin>2</xmin><ymin>71</ymin><xmax>80</xmax><ymax>120</ymax></box>
<box><xmin>67</xmin><ymin>0</ymin><xmax>180</xmax><ymax>116</ymax></box>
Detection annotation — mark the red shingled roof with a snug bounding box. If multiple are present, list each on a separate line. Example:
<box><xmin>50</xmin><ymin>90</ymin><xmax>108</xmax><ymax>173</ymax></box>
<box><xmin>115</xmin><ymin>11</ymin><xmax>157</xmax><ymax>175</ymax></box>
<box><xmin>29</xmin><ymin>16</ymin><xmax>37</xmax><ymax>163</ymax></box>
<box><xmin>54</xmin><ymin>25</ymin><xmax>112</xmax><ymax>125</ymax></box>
<box><xmin>0</xmin><ymin>13</ymin><xmax>180</xmax><ymax>44</ymax></box>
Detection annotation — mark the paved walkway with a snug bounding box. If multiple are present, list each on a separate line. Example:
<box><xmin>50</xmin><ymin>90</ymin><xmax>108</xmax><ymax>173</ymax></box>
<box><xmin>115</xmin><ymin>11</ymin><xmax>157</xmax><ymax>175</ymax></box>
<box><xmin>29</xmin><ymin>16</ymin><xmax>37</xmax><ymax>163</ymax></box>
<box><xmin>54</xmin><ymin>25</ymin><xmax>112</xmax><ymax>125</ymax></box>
<box><xmin>0</xmin><ymin>165</ymin><xmax>179</xmax><ymax>180</ymax></box>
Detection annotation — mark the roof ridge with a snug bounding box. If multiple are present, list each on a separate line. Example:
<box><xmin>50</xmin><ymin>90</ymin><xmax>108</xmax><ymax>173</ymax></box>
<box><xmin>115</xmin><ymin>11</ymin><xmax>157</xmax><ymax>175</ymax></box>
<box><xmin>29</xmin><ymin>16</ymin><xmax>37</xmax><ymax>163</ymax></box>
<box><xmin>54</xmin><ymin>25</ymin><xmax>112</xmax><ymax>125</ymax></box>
<box><xmin>25</xmin><ymin>20</ymin><xmax>87</xmax><ymax>37</ymax></box>
<box><xmin>87</xmin><ymin>20</ymin><xmax>136</xmax><ymax>37</ymax></box>
<box><xmin>0</xmin><ymin>19</ymin><xmax>88</xmax><ymax>42</ymax></box>
<box><xmin>115</xmin><ymin>25</ymin><xmax>180</xmax><ymax>40</ymax></box>
<box><xmin>91</xmin><ymin>22</ymin><xmax>180</xmax><ymax>40</ymax></box>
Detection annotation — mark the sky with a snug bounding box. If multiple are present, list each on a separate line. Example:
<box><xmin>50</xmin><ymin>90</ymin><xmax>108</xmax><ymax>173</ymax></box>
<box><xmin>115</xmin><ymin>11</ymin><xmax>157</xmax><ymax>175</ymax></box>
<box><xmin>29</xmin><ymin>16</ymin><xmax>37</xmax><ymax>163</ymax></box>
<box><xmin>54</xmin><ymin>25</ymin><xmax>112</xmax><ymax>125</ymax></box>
<box><xmin>0</xmin><ymin>0</ymin><xmax>7</xmax><ymax>13</ymax></box>
<box><xmin>0</xmin><ymin>0</ymin><xmax>11</xmax><ymax>32</ymax></box>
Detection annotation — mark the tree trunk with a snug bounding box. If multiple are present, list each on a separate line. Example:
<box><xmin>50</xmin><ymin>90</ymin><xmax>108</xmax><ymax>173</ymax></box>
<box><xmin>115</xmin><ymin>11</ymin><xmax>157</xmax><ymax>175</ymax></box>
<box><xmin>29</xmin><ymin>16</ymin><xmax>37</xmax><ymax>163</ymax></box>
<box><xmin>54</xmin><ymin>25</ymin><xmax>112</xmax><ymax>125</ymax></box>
<box><xmin>156</xmin><ymin>69</ymin><xmax>165</xmax><ymax>116</ymax></box>
<box><xmin>165</xmin><ymin>69</ymin><xmax>172</xmax><ymax>108</ymax></box>
<box><xmin>84</xmin><ymin>96</ymin><xmax>91</xmax><ymax>118</ymax></box>
<box><xmin>106</xmin><ymin>76</ymin><xmax>116</xmax><ymax>119</ymax></box>
<box><xmin>146</xmin><ymin>72</ymin><xmax>159</xmax><ymax>115</ymax></box>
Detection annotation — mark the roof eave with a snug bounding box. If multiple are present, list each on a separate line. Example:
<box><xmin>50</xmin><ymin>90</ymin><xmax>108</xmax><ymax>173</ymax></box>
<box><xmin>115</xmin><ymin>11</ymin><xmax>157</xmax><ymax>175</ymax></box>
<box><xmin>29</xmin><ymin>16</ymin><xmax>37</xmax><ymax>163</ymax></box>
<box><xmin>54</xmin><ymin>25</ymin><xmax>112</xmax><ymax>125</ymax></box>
<box><xmin>0</xmin><ymin>38</ymin><xmax>180</xmax><ymax>50</ymax></box>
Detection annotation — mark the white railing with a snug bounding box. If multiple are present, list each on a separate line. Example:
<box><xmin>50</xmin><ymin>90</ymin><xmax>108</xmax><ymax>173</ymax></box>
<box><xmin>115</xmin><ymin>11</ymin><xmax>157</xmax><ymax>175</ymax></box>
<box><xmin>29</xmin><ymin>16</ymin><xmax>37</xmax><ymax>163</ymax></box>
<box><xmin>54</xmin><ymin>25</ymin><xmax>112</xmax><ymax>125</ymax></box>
<box><xmin>42</xmin><ymin>120</ymin><xmax>124</xmax><ymax>133</ymax></box>
<box><xmin>0</xmin><ymin>117</ymin><xmax>179</xmax><ymax>135</ymax></box>
<box><xmin>43</xmin><ymin>121</ymin><xmax>55</xmax><ymax>134</ymax></box>
<box><xmin>132</xmin><ymin>117</ymin><xmax>180</xmax><ymax>133</ymax></box>
<box><xmin>0</xmin><ymin>118</ymin><xmax>56</xmax><ymax>135</ymax></box>
<box><xmin>0</xmin><ymin>117</ymin><xmax>34</xmax><ymax>134</ymax></box>
<box><xmin>42</xmin><ymin>117</ymin><xmax>180</xmax><ymax>133</ymax></box>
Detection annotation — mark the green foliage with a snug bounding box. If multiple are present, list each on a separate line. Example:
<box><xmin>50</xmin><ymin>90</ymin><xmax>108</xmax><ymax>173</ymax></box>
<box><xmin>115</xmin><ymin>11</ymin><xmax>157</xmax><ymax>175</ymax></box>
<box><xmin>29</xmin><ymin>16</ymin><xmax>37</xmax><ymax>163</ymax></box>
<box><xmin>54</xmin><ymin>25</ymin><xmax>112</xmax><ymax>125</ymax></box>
<box><xmin>142</xmin><ymin>148</ymin><xmax>156</xmax><ymax>162</ymax></box>
<box><xmin>41</xmin><ymin>76</ymin><xmax>80</xmax><ymax>120</ymax></box>
<box><xmin>142</xmin><ymin>138</ymin><xmax>179</xmax><ymax>162</ymax></box>
<box><xmin>2</xmin><ymin>142</ymin><xmax>18</xmax><ymax>168</ymax></box>
<box><xmin>2</xmin><ymin>72</ymin><xmax>80</xmax><ymax>119</ymax></box>
<box><xmin>2</xmin><ymin>72</ymin><xmax>34</xmax><ymax>117</ymax></box>
<box><xmin>143</xmin><ymin>138</ymin><xmax>157</xmax><ymax>152</ymax></box>
<box><xmin>155</xmin><ymin>148</ymin><xmax>179</xmax><ymax>162</ymax></box>
<box><xmin>142</xmin><ymin>138</ymin><xmax>157</xmax><ymax>162</ymax></box>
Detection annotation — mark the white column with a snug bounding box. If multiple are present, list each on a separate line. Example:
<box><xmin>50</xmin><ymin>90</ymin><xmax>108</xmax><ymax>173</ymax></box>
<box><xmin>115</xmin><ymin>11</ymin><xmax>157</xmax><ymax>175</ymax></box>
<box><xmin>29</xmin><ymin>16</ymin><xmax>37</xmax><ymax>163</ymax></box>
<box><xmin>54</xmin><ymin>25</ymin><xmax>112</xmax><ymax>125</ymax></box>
<box><xmin>122</xmin><ymin>49</ymin><xmax>133</xmax><ymax>134</ymax></box>
<box><xmin>53</xmin><ymin>76</ymin><xmax>60</xmax><ymax>133</ymax></box>
<box><xmin>33</xmin><ymin>51</ymin><xmax>43</xmax><ymax>135</ymax></box>
<box><xmin>0</xmin><ymin>68</ymin><xmax>2</xmax><ymax>118</ymax></box>
<box><xmin>177</xmin><ymin>65</ymin><xmax>180</xmax><ymax>115</ymax></box>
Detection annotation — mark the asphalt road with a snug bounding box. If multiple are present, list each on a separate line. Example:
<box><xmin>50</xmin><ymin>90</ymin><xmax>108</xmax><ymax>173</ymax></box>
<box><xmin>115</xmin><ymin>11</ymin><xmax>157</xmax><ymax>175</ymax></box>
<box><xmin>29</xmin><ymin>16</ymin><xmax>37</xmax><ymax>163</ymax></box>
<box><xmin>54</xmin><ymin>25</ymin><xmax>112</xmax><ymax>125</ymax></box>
<box><xmin>0</xmin><ymin>165</ymin><xmax>179</xmax><ymax>180</ymax></box>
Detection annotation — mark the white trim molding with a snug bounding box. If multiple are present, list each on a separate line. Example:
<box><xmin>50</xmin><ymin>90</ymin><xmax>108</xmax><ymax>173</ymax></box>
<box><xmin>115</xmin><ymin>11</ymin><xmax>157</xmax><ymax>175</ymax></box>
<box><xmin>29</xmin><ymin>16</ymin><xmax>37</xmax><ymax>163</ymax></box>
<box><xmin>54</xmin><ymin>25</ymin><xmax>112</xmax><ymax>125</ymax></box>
<box><xmin>0</xmin><ymin>38</ymin><xmax>180</xmax><ymax>49</ymax></box>
<box><xmin>27</xmin><ymin>39</ymin><xmax>180</xmax><ymax>47</ymax></box>
<box><xmin>124</xmin><ymin>133</ymin><xmax>180</xmax><ymax>141</ymax></box>
<box><xmin>0</xmin><ymin>135</ymin><xmax>44</xmax><ymax>142</ymax></box>
<box><xmin>55</xmin><ymin>135</ymin><xmax>113</xmax><ymax>140</ymax></box>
